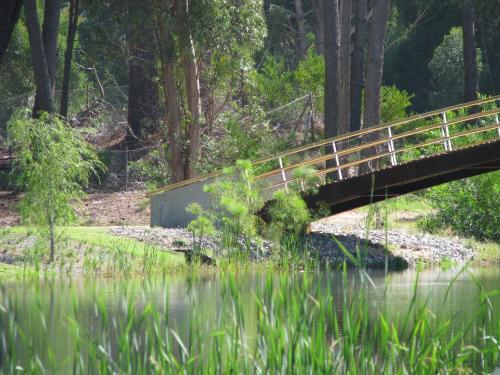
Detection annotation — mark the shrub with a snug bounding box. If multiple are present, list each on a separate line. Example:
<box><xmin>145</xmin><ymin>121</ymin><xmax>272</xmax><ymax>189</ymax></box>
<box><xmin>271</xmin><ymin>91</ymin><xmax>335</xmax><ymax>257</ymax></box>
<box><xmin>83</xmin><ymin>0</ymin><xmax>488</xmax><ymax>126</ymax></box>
<box><xmin>186</xmin><ymin>203</ymin><xmax>215</xmax><ymax>253</ymax></box>
<box><xmin>8</xmin><ymin>110</ymin><xmax>104</xmax><ymax>261</ymax></box>
<box><xmin>203</xmin><ymin>160</ymin><xmax>263</xmax><ymax>252</ymax></box>
<box><xmin>419</xmin><ymin>172</ymin><xmax>500</xmax><ymax>242</ymax></box>
<box><xmin>267</xmin><ymin>190</ymin><xmax>310</xmax><ymax>241</ymax></box>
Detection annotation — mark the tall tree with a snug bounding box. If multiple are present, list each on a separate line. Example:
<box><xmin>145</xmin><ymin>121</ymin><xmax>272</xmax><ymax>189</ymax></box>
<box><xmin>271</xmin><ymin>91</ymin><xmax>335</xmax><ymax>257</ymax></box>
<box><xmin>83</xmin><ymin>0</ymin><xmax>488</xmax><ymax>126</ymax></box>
<box><xmin>462</xmin><ymin>0</ymin><xmax>478</xmax><ymax>102</ymax></box>
<box><xmin>324</xmin><ymin>0</ymin><xmax>341</xmax><ymax>139</ymax></box>
<box><xmin>31</xmin><ymin>0</ymin><xmax>61</xmax><ymax>115</ymax></box>
<box><xmin>180</xmin><ymin>0</ymin><xmax>202</xmax><ymax>179</ymax></box>
<box><xmin>41</xmin><ymin>0</ymin><xmax>61</xmax><ymax>93</ymax></box>
<box><xmin>60</xmin><ymin>0</ymin><xmax>80</xmax><ymax>117</ymax></box>
<box><xmin>363</xmin><ymin>0</ymin><xmax>390</xmax><ymax>129</ymax></box>
<box><xmin>350</xmin><ymin>0</ymin><xmax>367</xmax><ymax>131</ymax></box>
<box><xmin>311</xmin><ymin>0</ymin><xmax>325</xmax><ymax>55</ymax></box>
<box><xmin>24</xmin><ymin>0</ymin><xmax>53</xmax><ymax>114</ymax></box>
<box><xmin>154</xmin><ymin>2</ymin><xmax>184</xmax><ymax>182</ymax></box>
<box><xmin>0</xmin><ymin>0</ymin><xmax>23</xmax><ymax>66</ymax></box>
<box><xmin>294</xmin><ymin>0</ymin><xmax>307</xmax><ymax>59</ymax></box>
<box><xmin>338</xmin><ymin>0</ymin><xmax>352</xmax><ymax>135</ymax></box>
<box><xmin>126</xmin><ymin>0</ymin><xmax>160</xmax><ymax>144</ymax></box>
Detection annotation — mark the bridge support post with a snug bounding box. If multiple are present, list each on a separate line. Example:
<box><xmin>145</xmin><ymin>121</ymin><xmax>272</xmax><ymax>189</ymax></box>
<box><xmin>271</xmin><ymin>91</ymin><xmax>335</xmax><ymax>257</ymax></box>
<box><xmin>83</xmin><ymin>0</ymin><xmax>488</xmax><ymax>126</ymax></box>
<box><xmin>387</xmin><ymin>126</ymin><xmax>398</xmax><ymax>166</ymax></box>
<box><xmin>332</xmin><ymin>141</ymin><xmax>343</xmax><ymax>180</ymax></box>
<box><xmin>278</xmin><ymin>156</ymin><xmax>289</xmax><ymax>192</ymax></box>
<box><xmin>495</xmin><ymin>113</ymin><xmax>500</xmax><ymax>137</ymax></box>
<box><xmin>441</xmin><ymin>112</ymin><xmax>453</xmax><ymax>151</ymax></box>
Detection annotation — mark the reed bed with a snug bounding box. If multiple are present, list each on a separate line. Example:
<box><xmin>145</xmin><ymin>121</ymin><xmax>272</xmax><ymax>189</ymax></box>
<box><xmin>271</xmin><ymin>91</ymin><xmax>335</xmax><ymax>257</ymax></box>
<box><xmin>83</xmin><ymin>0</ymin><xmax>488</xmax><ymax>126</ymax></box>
<box><xmin>0</xmin><ymin>264</ymin><xmax>499</xmax><ymax>374</ymax></box>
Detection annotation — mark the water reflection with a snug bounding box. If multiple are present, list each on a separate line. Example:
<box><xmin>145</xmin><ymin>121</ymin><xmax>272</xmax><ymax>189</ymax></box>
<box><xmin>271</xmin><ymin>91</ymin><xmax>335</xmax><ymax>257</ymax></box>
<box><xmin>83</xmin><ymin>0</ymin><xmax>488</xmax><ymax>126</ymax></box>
<box><xmin>0</xmin><ymin>266</ymin><xmax>499</xmax><ymax>370</ymax></box>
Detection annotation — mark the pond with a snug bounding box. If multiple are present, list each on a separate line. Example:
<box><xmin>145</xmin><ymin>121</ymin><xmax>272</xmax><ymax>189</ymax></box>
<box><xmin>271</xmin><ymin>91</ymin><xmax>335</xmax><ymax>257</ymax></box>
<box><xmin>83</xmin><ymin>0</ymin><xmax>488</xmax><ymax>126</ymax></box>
<box><xmin>1</xmin><ymin>266</ymin><xmax>499</xmax><ymax>373</ymax></box>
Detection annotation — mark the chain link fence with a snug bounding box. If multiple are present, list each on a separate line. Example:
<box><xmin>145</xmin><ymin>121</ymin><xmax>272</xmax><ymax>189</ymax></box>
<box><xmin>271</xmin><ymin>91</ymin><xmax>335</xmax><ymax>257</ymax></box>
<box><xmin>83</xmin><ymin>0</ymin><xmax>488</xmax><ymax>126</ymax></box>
<box><xmin>1</xmin><ymin>86</ymin><xmax>321</xmax><ymax>192</ymax></box>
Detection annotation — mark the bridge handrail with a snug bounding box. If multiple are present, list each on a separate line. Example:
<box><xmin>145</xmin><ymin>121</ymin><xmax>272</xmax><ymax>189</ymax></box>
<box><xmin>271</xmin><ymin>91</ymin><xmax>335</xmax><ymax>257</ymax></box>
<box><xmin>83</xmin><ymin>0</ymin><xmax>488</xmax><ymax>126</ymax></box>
<box><xmin>250</xmin><ymin>94</ymin><xmax>500</xmax><ymax>165</ymax></box>
<box><xmin>148</xmin><ymin>95</ymin><xmax>500</xmax><ymax>196</ymax></box>
<box><xmin>261</xmin><ymin>121</ymin><xmax>500</xmax><ymax>191</ymax></box>
<box><xmin>254</xmin><ymin>107</ymin><xmax>500</xmax><ymax>180</ymax></box>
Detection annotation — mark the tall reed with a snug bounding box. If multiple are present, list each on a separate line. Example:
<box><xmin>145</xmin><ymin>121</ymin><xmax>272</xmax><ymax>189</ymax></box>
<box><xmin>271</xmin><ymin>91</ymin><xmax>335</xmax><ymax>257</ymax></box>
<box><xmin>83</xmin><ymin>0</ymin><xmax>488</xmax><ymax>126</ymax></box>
<box><xmin>0</xmin><ymin>266</ymin><xmax>498</xmax><ymax>374</ymax></box>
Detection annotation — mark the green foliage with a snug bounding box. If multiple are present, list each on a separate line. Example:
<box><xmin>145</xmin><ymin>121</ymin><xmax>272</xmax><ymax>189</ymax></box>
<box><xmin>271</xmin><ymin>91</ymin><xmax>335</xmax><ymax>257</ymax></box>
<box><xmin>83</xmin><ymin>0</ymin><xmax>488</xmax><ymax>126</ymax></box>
<box><xmin>203</xmin><ymin>160</ymin><xmax>263</xmax><ymax>252</ymax></box>
<box><xmin>380</xmin><ymin>85</ymin><xmax>414</xmax><ymax>122</ymax></box>
<box><xmin>8</xmin><ymin>110</ymin><xmax>104</xmax><ymax>256</ymax></box>
<box><xmin>187</xmin><ymin>203</ymin><xmax>215</xmax><ymax>253</ymax></box>
<box><xmin>252</xmin><ymin>55</ymin><xmax>295</xmax><ymax>108</ymax></box>
<box><xmin>294</xmin><ymin>49</ymin><xmax>325</xmax><ymax>112</ymax></box>
<box><xmin>428</xmin><ymin>27</ymin><xmax>482</xmax><ymax>108</ymax></box>
<box><xmin>419</xmin><ymin>172</ymin><xmax>500</xmax><ymax>242</ymax></box>
<box><xmin>290</xmin><ymin>165</ymin><xmax>321</xmax><ymax>194</ymax></box>
<box><xmin>251</xmin><ymin>50</ymin><xmax>324</xmax><ymax>111</ymax></box>
<box><xmin>267</xmin><ymin>190</ymin><xmax>310</xmax><ymax>241</ymax></box>
<box><xmin>128</xmin><ymin>146</ymin><xmax>171</xmax><ymax>189</ymax></box>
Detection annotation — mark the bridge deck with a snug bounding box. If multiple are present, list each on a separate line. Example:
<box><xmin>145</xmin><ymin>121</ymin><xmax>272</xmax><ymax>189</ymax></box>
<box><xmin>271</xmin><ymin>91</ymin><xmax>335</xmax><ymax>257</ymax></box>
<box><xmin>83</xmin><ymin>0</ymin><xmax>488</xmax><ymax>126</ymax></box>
<box><xmin>300</xmin><ymin>139</ymin><xmax>500</xmax><ymax>215</ymax></box>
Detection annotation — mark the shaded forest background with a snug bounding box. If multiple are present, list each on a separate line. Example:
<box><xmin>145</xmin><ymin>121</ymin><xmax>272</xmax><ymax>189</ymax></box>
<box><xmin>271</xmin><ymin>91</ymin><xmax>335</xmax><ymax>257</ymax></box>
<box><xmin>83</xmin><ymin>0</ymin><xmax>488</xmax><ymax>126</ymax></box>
<box><xmin>0</xmin><ymin>0</ymin><xmax>499</xmax><ymax>187</ymax></box>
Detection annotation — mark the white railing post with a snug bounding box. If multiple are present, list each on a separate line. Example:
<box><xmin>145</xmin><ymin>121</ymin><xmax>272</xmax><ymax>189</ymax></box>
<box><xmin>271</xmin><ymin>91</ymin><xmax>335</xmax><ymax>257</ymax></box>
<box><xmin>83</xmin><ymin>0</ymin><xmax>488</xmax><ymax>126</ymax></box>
<box><xmin>387</xmin><ymin>126</ymin><xmax>398</xmax><ymax>166</ymax></box>
<box><xmin>441</xmin><ymin>112</ymin><xmax>452</xmax><ymax>151</ymax></box>
<box><xmin>495</xmin><ymin>113</ymin><xmax>500</xmax><ymax>137</ymax></box>
<box><xmin>332</xmin><ymin>141</ymin><xmax>343</xmax><ymax>180</ymax></box>
<box><xmin>278</xmin><ymin>156</ymin><xmax>288</xmax><ymax>192</ymax></box>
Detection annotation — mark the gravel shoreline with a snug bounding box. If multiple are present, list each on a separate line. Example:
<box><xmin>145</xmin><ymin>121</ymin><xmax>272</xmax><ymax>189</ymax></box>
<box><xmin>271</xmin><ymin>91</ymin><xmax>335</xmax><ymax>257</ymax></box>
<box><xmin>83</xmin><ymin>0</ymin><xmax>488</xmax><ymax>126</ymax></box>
<box><xmin>109</xmin><ymin>217</ymin><xmax>476</xmax><ymax>268</ymax></box>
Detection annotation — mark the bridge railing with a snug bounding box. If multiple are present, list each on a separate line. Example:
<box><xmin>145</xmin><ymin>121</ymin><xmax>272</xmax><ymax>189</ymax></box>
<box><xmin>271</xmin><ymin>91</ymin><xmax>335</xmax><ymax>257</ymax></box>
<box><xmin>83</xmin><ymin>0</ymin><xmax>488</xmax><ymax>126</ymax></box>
<box><xmin>150</xmin><ymin>95</ymin><xmax>500</xmax><ymax>196</ymax></box>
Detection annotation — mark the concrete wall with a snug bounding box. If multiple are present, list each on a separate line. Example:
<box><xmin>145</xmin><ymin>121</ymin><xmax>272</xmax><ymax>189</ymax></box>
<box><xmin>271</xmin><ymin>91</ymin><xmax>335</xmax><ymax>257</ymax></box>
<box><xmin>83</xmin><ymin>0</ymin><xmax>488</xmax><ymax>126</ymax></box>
<box><xmin>150</xmin><ymin>178</ymin><xmax>214</xmax><ymax>228</ymax></box>
<box><xmin>150</xmin><ymin>167</ymin><xmax>312</xmax><ymax>228</ymax></box>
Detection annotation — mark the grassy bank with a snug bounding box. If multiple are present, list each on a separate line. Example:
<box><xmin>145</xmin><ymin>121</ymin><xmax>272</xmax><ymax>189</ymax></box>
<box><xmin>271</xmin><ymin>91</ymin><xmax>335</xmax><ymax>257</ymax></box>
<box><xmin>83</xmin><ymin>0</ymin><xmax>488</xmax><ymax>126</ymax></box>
<box><xmin>0</xmin><ymin>226</ymin><xmax>185</xmax><ymax>275</ymax></box>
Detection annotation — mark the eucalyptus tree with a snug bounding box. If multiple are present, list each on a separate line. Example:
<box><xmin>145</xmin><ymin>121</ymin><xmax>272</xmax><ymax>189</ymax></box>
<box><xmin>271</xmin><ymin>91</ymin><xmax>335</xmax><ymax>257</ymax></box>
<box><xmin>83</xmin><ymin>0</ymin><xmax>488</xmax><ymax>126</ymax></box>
<box><xmin>24</xmin><ymin>0</ymin><xmax>56</xmax><ymax>115</ymax></box>
<box><xmin>363</xmin><ymin>0</ymin><xmax>390</xmax><ymax>129</ymax></box>
<box><xmin>323</xmin><ymin>0</ymin><xmax>341</xmax><ymax>139</ymax></box>
<box><xmin>0</xmin><ymin>0</ymin><xmax>22</xmax><ymax>66</ymax></box>
<box><xmin>79</xmin><ymin>0</ymin><xmax>160</xmax><ymax>144</ymax></box>
<box><xmin>152</xmin><ymin>0</ymin><xmax>266</xmax><ymax>182</ymax></box>
<box><xmin>462</xmin><ymin>0</ymin><xmax>478</xmax><ymax>102</ymax></box>
<box><xmin>350</xmin><ymin>0</ymin><xmax>367</xmax><ymax>132</ymax></box>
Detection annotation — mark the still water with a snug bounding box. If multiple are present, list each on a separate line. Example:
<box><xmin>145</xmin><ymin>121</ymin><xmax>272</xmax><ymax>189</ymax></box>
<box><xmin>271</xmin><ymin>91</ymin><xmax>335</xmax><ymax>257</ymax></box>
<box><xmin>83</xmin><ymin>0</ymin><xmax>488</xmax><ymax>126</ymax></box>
<box><xmin>1</xmin><ymin>266</ymin><xmax>499</xmax><ymax>370</ymax></box>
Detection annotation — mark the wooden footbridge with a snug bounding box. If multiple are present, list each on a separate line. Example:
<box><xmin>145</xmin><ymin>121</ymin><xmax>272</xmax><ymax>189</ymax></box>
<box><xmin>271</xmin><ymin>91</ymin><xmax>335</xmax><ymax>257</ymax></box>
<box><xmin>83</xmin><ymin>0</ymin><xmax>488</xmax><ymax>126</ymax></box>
<box><xmin>150</xmin><ymin>96</ymin><xmax>500</xmax><ymax>228</ymax></box>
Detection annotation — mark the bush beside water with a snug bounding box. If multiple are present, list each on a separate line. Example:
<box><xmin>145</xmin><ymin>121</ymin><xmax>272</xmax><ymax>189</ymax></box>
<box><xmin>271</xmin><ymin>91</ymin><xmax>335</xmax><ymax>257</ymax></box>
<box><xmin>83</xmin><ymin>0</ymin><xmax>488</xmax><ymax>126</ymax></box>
<box><xmin>420</xmin><ymin>171</ymin><xmax>500</xmax><ymax>242</ymax></box>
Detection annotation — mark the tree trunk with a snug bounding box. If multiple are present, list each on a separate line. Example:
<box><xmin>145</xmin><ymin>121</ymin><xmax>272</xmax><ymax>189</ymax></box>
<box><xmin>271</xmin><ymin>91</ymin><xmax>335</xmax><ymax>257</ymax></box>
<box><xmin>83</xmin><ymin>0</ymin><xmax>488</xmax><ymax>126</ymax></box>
<box><xmin>154</xmin><ymin>0</ymin><xmax>184</xmax><ymax>183</ymax></box>
<box><xmin>294</xmin><ymin>0</ymin><xmax>307</xmax><ymax>60</ymax></box>
<box><xmin>24</xmin><ymin>0</ymin><xmax>53</xmax><ymax>115</ymax></box>
<box><xmin>164</xmin><ymin>60</ymin><xmax>184</xmax><ymax>183</ymax></box>
<box><xmin>0</xmin><ymin>0</ymin><xmax>23</xmax><ymax>66</ymax></box>
<box><xmin>126</xmin><ymin>0</ymin><xmax>160</xmax><ymax>144</ymax></box>
<box><xmin>363</xmin><ymin>0</ymin><xmax>390</xmax><ymax>130</ymax></box>
<box><xmin>462</xmin><ymin>0</ymin><xmax>478</xmax><ymax>103</ymax></box>
<box><xmin>33</xmin><ymin>0</ymin><xmax>61</xmax><ymax>115</ymax></box>
<box><xmin>60</xmin><ymin>0</ymin><xmax>79</xmax><ymax>118</ymax></box>
<box><xmin>324</xmin><ymin>0</ymin><xmax>341</xmax><ymax>140</ymax></box>
<box><xmin>311</xmin><ymin>0</ymin><xmax>325</xmax><ymax>55</ymax></box>
<box><xmin>181</xmin><ymin>0</ymin><xmax>202</xmax><ymax>179</ymax></box>
<box><xmin>362</xmin><ymin>0</ymin><xmax>390</xmax><ymax>173</ymax></box>
<box><xmin>183</xmin><ymin>41</ymin><xmax>202</xmax><ymax>179</ymax></box>
<box><xmin>350</xmin><ymin>0</ymin><xmax>367</xmax><ymax>132</ymax></box>
<box><xmin>338</xmin><ymin>0</ymin><xmax>352</xmax><ymax>136</ymax></box>
<box><xmin>41</xmin><ymin>0</ymin><xmax>61</xmax><ymax>93</ymax></box>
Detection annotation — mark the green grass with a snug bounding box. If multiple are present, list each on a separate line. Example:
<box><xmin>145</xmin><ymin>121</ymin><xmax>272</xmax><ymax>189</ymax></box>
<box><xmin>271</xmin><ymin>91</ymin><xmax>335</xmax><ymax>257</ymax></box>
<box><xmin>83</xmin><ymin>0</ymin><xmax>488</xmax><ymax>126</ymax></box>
<box><xmin>9</xmin><ymin>226</ymin><xmax>184</xmax><ymax>263</ymax></box>
<box><xmin>0</xmin><ymin>263</ymin><xmax>23</xmax><ymax>278</ymax></box>
<box><xmin>464</xmin><ymin>238</ymin><xmax>500</xmax><ymax>263</ymax></box>
<box><xmin>3</xmin><ymin>226</ymin><xmax>186</xmax><ymax>274</ymax></box>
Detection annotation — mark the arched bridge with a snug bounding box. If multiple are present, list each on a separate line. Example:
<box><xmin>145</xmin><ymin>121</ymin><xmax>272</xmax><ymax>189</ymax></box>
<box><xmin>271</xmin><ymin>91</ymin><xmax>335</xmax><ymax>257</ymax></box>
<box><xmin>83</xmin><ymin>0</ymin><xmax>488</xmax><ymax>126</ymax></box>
<box><xmin>150</xmin><ymin>95</ymin><xmax>500</xmax><ymax>228</ymax></box>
